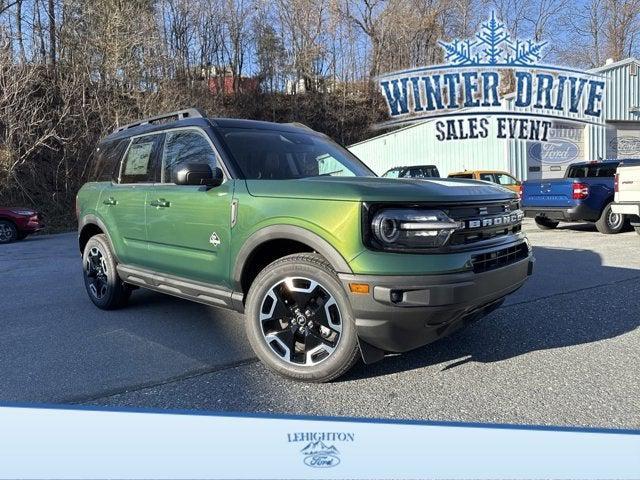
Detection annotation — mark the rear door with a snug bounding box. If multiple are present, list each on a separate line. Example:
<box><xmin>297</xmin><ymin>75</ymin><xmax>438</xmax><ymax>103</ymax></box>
<box><xmin>96</xmin><ymin>133</ymin><xmax>162</xmax><ymax>265</ymax></box>
<box><xmin>145</xmin><ymin>127</ymin><xmax>234</xmax><ymax>287</ymax></box>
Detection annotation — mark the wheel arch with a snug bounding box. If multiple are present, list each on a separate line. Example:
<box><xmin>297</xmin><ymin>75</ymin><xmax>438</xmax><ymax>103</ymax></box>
<box><xmin>78</xmin><ymin>214</ymin><xmax>113</xmax><ymax>255</ymax></box>
<box><xmin>234</xmin><ymin>225</ymin><xmax>352</xmax><ymax>295</ymax></box>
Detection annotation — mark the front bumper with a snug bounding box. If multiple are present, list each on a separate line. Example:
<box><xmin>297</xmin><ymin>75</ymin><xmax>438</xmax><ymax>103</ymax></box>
<box><xmin>339</xmin><ymin>253</ymin><xmax>533</xmax><ymax>357</ymax></box>
<box><xmin>523</xmin><ymin>204</ymin><xmax>598</xmax><ymax>222</ymax></box>
<box><xmin>21</xmin><ymin>215</ymin><xmax>45</xmax><ymax>233</ymax></box>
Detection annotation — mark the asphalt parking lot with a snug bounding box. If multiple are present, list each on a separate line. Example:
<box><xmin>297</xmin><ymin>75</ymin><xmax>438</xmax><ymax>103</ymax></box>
<box><xmin>1</xmin><ymin>220</ymin><xmax>639</xmax><ymax>429</ymax></box>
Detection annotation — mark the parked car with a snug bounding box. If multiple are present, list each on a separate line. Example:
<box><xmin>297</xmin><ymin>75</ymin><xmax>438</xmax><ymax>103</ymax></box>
<box><xmin>381</xmin><ymin>164</ymin><xmax>440</xmax><ymax>178</ymax></box>
<box><xmin>0</xmin><ymin>207</ymin><xmax>44</xmax><ymax>243</ymax></box>
<box><xmin>521</xmin><ymin>160</ymin><xmax>623</xmax><ymax>233</ymax></box>
<box><xmin>611</xmin><ymin>158</ymin><xmax>640</xmax><ymax>234</ymax></box>
<box><xmin>76</xmin><ymin>109</ymin><xmax>533</xmax><ymax>382</ymax></box>
<box><xmin>448</xmin><ymin>170</ymin><xmax>522</xmax><ymax>196</ymax></box>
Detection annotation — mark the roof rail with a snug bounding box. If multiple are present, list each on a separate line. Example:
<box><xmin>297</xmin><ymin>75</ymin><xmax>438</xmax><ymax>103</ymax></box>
<box><xmin>112</xmin><ymin>108</ymin><xmax>206</xmax><ymax>134</ymax></box>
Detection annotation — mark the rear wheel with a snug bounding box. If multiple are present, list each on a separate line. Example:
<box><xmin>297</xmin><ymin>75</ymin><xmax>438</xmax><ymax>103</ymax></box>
<box><xmin>245</xmin><ymin>253</ymin><xmax>360</xmax><ymax>382</ymax></box>
<box><xmin>595</xmin><ymin>203</ymin><xmax>625</xmax><ymax>234</ymax></box>
<box><xmin>82</xmin><ymin>234</ymin><xmax>131</xmax><ymax>309</ymax></box>
<box><xmin>534</xmin><ymin>216</ymin><xmax>559</xmax><ymax>230</ymax></box>
<box><xmin>0</xmin><ymin>220</ymin><xmax>18</xmax><ymax>243</ymax></box>
<box><xmin>634</xmin><ymin>226</ymin><xmax>640</xmax><ymax>235</ymax></box>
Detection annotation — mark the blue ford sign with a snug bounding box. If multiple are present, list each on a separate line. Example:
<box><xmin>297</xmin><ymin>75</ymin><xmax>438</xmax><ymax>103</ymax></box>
<box><xmin>528</xmin><ymin>138</ymin><xmax>580</xmax><ymax>165</ymax></box>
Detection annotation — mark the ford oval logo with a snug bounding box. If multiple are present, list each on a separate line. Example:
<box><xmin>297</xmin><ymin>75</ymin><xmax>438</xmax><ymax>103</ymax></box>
<box><xmin>528</xmin><ymin>138</ymin><xmax>580</xmax><ymax>165</ymax></box>
<box><xmin>303</xmin><ymin>454</ymin><xmax>341</xmax><ymax>468</ymax></box>
<box><xmin>609</xmin><ymin>136</ymin><xmax>640</xmax><ymax>156</ymax></box>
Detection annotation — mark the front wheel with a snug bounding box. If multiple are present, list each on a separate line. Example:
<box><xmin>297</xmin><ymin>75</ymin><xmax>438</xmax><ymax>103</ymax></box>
<box><xmin>595</xmin><ymin>203</ymin><xmax>625</xmax><ymax>234</ymax></box>
<box><xmin>82</xmin><ymin>234</ymin><xmax>131</xmax><ymax>309</ymax></box>
<box><xmin>245</xmin><ymin>253</ymin><xmax>360</xmax><ymax>383</ymax></box>
<box><xmin>534</xmin><ymin>216</ymin><xmax>559</xmax><ymax>230</ymax></box>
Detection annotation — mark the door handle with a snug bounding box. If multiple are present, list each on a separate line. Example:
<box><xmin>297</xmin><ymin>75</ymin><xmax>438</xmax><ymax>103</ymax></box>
<box><xmin>102</xmin><ymin>197</ymin><xmax>117</xmax><ymax>206</ymax></box>
<box><xmin>150</xmin><ymin>199</ymin><xmax>170</xmax><ymax>208</ymax></box>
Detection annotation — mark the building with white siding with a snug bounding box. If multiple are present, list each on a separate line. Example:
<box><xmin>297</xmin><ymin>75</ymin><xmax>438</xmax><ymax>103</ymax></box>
<box><xmin>349</xmin><ymin>58</ymin><xmax>640</xmax><ymax>180</ymax></box>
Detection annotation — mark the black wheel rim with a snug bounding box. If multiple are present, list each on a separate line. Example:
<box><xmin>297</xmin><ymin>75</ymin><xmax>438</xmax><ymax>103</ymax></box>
<box><xmin>607</xmin><ymin>210</ymin><xmax>623</xmax><ymax>230</ymax></box>
<box><xmin>0</xmin><ymin>223</ymin><xmax>14</xmax><ymax>242</ymax></box>
<box><xmin>259</xmin><ymin>277</ymin><xmax>342</xmax><ymax>366</ymax></box>
<box><xmin>85</xmin><ymin>246</ymin><xmax>109</xmax><ymax>299</ymax></box>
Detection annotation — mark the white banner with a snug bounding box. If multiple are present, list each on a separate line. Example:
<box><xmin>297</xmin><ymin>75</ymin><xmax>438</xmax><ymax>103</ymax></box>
<box><xmin>0</xmin><ymin>405</ymin><xmax>638</xmax><ymax>479</ymax></box>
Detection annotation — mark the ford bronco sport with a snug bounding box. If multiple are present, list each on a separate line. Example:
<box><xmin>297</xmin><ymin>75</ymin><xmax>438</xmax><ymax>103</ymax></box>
<box><xmin>77</xmin><ymin>109</ymin><xmax>533</xmax><ymax>382</ymax></box>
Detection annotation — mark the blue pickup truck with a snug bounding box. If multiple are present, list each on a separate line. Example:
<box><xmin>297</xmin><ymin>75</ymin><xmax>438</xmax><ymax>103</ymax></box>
<box><xmin>521</xmin><ymin>160</ymin><xmax>625</xmax><ymax>234</ymax></box>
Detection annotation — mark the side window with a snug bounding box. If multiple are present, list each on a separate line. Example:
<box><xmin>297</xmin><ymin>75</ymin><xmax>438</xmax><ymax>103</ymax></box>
<box><xmin>91</xmin><ymin>139</ymin><xmax>128</xmax><ymax>182</ymax></box>
<box><xmin>119</xmin><ymin>135</ymin><xmax>160</xmax><ymax>184</ymax></box>
<box><xmin>162</xmin><ymin>130</ymin><xmax>218</xmax><ymax>183</ymax></box>
<box><xmin>495</xmin><ymin>173</ymin><xmax>517</xmax><ymax>185</ymax></box>
<box><xmin>479</xmin><ymin>173</ymin><xmax>495</xmax><ymax>183</ymax></box>
<box><xmin>384</xmin><ymin>169</ymin><xmax>400</xmax><ymax>178</ymax></box>
<box><xmin>450</xmin><ymin>173</ymin><xmax>473</xmax><ymax>179</ymax></box>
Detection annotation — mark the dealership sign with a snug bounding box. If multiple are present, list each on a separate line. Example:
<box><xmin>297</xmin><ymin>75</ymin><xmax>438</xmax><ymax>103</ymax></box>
<box><xmin>377</xmin><ymin>12</ymin><xmax>606</xmax><ymax>142</ymax></box>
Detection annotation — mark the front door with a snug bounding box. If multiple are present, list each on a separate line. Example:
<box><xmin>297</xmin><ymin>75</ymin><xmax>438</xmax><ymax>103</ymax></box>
<box><xmin>97</xmin><ymin>133</ymin><xmax>162</xmax><ymax>266</ymax></box>
<box><xmin>145</xmin><ymin>127</ymin><xmax>233</xmax><ymax>287</ymax></box>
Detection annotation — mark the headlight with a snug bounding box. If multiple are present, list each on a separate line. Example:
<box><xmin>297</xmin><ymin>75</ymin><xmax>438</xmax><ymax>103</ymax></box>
<box><xmin>370</xmin><ymin>209</ymin><xmax>461</xmax><ymax>249</ymax></box>
<box><xmin>11</xmin><ymin>209</ymin><xmax>35</xmax><ymax>216</ymax></box>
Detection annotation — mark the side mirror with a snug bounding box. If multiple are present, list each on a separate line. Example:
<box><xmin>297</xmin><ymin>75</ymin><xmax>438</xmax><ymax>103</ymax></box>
<box><xmin>175</xmin><ymin>163</ymin><xmax>224</xmax><ymax>188</ymax></box>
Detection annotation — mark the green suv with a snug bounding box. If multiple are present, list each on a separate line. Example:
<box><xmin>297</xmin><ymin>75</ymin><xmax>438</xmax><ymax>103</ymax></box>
<box><xmin>77</xmin><ymin>109</ymin><xmax>533</xmax><ymax>382</ymax></box>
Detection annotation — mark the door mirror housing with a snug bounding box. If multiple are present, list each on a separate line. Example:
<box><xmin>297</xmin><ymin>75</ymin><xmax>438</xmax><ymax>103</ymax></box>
<box><xmin>175</xmin><ymin>164</ymin><xmax>224</xmax><ymax>188</ymax></box>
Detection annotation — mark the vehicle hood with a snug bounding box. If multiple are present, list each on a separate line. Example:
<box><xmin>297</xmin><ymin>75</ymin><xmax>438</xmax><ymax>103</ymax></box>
<box><xmin>245</xmin><ymin>176</ymin><xmax>516</xmax><ymax>203</ymax></box>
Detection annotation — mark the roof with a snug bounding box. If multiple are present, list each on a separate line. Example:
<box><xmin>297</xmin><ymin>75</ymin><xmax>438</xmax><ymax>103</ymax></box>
<box><xmin>101</xmin><ymin>110</ymin><xmax>317</xmax><ymax>143</ymax></box>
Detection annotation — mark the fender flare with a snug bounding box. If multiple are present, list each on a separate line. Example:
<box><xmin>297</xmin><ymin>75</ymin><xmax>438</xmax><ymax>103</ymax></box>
<box><xmin>232</xmin><ymin>225</ymin><xmax>353</xmax><ymax>287</ymax></box>
<box><xmin>78</xmin><ymin>214</ymin><xmax>115</xmax><ymax>254</ymax></box>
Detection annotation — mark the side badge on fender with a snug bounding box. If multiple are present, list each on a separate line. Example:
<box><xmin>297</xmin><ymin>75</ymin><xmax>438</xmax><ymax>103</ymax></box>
<box><xmin>209</xmin><ymin>232</ymin><xmax>221</xmax><ymax>247</ymax></box>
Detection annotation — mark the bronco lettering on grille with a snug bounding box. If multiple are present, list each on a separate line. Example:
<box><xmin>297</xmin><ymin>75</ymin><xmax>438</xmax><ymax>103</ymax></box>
<box><xmin>465</xmin><ymin>211</ymin><xmax>524</xmax><ymax>230</ymax></box>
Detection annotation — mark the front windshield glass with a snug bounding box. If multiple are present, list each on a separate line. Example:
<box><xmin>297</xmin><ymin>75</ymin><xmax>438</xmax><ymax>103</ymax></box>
<box><xmin>219</xmin><ymin>127</ymin><xmax>375</xmax><ymax>179</ymax></box>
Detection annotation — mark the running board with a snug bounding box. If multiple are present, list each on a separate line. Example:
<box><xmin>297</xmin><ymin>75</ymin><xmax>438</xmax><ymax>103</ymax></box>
<box><xmin>116</xmin><ymin>264</ymin><xmax>244</xmax><ymax>313</ymax></box>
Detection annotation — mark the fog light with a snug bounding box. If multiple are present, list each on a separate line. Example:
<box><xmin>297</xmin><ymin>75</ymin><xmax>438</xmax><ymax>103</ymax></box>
<box><xmin>390</xmin><ymin>290</ymin><xmax>403</xmax><ymax>304</ymax></box>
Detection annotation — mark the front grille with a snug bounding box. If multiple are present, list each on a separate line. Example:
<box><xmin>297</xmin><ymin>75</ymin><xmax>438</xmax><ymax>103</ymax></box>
<box><xmin>447</xmin><ymin>200</ymin><xmax>522</xmax><ymax>247</ymax></box>
<box><xmin>471</xmin><ymin>242</ymin><xmax>529</xmax><ymax>273</ymax></box>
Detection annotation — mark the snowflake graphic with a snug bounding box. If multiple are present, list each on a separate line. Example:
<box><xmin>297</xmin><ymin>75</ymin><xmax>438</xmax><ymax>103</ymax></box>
<box><xmin>439</xmin><ymin>11</ymin><xmax>546</xmax><ymax>67</ymax></box>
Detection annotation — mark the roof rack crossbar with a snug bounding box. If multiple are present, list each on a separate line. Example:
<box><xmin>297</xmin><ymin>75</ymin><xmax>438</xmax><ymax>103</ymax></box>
<box><xmin>112</xmin><ymin>108</ymin><xmax>206</xmax><ymax>134</ymax></box>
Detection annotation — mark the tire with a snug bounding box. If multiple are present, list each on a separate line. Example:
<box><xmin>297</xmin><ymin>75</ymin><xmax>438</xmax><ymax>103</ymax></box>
<box><xmin>534</xmin><ymin>216</ymin><xmax>559</xmax><ymax>230</ymax></box>
<box><xmin>595</xmin><ymin>203</ymin><xmax>625</xmax><ymax>234</ymax></box>
<box><xmin>82</xmin><ymin>234</ymin><xmax>131</xmax><ymax>310</ymax></box>
<box><xmin>0</xmin><ymin>220</ymin><xmax>18</xmax><ymax>244</ymax></box>
<box><xmin>245</xmin><ymin>253</ymin><xmax>360</xmax><ymax>383</ymax></box>
<box><xmin>634</xmin><ymin>226</ymin><xmax>640</xmax><ymax>235</ymax></box>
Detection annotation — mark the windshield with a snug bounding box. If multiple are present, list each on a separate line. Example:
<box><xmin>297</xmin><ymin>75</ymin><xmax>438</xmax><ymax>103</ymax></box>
<box><xmin>383</xmin><ymin>166</ymin><xmax>439</xmax><ymax>178</ymax></box>
<box><xmin>219</xmin><ymin>127</ymin><xmax>375</xmax><ymax>179</ymax></box>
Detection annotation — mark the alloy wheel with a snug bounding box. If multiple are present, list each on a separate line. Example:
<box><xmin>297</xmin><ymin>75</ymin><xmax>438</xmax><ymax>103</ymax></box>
<box><xmin>85</xmin><ymin>246</ymin><xmax>109</xmax><ymax>299</ymax></box>
<box><xmin>0</xmin><ymin>223</ymin><xmax>14</xmax><ymax>242</ymax></box>
<box><xmin>259</xmin><ymin>277</ymin><xmax>342</xmax><ymax>366</ymax></box>
<box><xmin>607</xmin><ymin>210</ymin><xmax>623</xmax><ymax>230</ymax></box>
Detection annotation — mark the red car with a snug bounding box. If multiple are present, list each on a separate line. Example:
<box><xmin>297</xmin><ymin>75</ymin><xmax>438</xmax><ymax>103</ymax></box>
<box><xmin>0</xmin><ymin>208</ymin><xmax>45</xmax><ymax>243</ymax></box>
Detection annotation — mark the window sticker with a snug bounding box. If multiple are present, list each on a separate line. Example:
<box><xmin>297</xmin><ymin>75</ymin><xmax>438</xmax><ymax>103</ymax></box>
<box><xmin>124</xmin><ymin>142</ymin><xmax>153</xmax><ymax>175</ymax></box>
